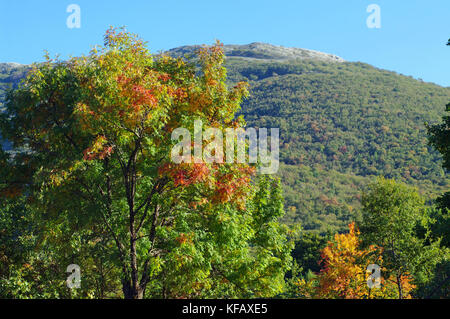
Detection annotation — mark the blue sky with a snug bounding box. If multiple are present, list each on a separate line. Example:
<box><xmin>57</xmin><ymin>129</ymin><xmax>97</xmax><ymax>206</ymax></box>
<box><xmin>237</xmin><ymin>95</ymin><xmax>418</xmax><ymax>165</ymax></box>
<box><xmin>1</xmin><ymin>0</ymin><xmax>449</xmax><ymax>86</ymax></box>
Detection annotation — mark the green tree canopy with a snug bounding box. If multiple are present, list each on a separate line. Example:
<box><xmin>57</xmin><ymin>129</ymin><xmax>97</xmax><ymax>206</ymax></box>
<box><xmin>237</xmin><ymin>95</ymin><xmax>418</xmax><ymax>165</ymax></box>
<box><xmin>360</xmin><ymin>177</ymin><xmax>445</xmax><ymax>298</ymax></box>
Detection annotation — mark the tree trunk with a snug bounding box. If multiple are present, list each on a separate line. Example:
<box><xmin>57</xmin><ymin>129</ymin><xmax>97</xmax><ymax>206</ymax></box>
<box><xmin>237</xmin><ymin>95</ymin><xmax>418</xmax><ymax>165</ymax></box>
<box><xmin>122</xmin><ymin>279</ymin><xmax>144</xmax><ymax>299</ymax></box>
<box><xmin>397</xmin><ymin>274</ymin><xmax>403</xmax><ymax>299</ymax></box>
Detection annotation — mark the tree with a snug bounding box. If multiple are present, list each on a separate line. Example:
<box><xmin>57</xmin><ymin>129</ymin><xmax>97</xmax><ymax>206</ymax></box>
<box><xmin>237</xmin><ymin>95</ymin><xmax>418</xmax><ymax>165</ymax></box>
<box><xmin>425</xmin><ymin>204</ymin><xmax>450</xmax><ymax>248</ymax></box>
<box><xmin>291</xmin><ymin>232</ymin><xmax>331</xmax><ymax>275</ymax></box>
<box><xmin>427</xmin><ymin>102</ymin><xmax>450</xmax><ymax>173</ymax></box>
<box><xmin>360</xmin><ymin>177</ymin><xmax>444</xmax><ymax>298</ymax></box>
<box><xmin>0</xmin><ymin>28</ymin><xmax>292</xmax><ymax>298</ymax></box>
<box><xmin>295</xmin><ymin>222</ymin><xmax>408</xmax><ymax>299</ymax></box>
<box><xmin>316</xmin><ymin>223</ymin><xmax>378</xmax><ymax>299</ymax></box>
<box><xmin>414</xmin><ymin>259</ymin><xmax>449</xmax><ymax>298</ymax></box>
<box><xmin>426</xmin><ymin>55</ymin><xmax>450</xmax><ymax>245</ymax></box>
<box><xmin>427</xmin><ymin>38</ymin><xmax>450</xmax><ymax>174</ymax></box>
<box><xmin>425</xmin><ymin>62</ymin><xmax>450</xmax><ymax>296</ymax></box>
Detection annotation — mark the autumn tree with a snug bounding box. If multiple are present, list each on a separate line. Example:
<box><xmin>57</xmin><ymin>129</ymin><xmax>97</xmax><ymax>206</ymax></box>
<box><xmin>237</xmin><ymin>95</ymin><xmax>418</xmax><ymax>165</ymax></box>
<box><xmin>315</xmin><ymin>223</ymin><xmax>377</xmax><ymax>298</ymax></box>
<box><xmin>0</xmin><ymin>28</ymin><xmax>292</xmax><ymax>298</ymax></box>
<box><xmin>296</xmin><ymin>223</ymin><xmax>413</xmax><ymax>299</ymax></box>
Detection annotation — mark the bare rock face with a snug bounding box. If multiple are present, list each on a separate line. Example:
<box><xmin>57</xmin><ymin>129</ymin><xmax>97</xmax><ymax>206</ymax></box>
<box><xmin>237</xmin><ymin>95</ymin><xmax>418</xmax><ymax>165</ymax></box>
<box><xmin>166</xmin><ymin>42</ymin><xmax>345</xmax><ymax>63</ymax></box>
<box><xmin>0</xmin><ymin>62</ymin><xmax>23</xmax><ymax>69</ymax></box>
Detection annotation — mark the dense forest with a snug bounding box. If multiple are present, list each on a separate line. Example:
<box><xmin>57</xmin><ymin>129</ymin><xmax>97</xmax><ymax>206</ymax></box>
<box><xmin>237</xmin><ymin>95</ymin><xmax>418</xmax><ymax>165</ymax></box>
<box><xmin>172</xmin><ymin>44</ymin><xmax>450</xmax><ymax>232</ymax></box>
<box><xmin>0</xmin><ymin>31</ymin><xmax>448</xmax><ymax>299</ymax></box>
<box><xmin>234</xmin><ymin>58</ymin><xmax>450</xmax><ymax>231</ymax></box>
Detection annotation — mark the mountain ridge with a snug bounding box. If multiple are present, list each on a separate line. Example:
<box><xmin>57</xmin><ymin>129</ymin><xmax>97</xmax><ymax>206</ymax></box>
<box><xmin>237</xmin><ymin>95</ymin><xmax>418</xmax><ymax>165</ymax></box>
<box><xmin>1</xmin><ymin>43</ymin><xmax>449</xmax><ymax>232</ymax></box>
<box><xmin>166</xmin><ymin>42</ymin><xmax>345</xmax><ymax>63</ymax></box>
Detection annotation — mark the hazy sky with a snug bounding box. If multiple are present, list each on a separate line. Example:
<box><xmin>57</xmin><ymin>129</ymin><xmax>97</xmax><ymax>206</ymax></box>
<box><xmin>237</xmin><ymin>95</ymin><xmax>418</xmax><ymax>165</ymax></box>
<box><xmin>1</xmin><ymin>0</ymin><xmax>449</xmax><ymax>86</ymax></box>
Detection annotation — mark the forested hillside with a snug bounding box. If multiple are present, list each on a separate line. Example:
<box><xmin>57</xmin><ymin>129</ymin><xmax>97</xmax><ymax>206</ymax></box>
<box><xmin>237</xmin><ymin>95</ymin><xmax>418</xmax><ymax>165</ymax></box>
<box><xmin>2</xmin><ymin>43</ymin><xmax>449</xmax><ymax>233</ymax></box>
<box><xmin>0</xmin><ymin>63</ymin><xmax>29</xmax><ymax>151</ymax></box>
<box><xmin>225</xmin><ymin>54</ymin><xmax>450</xmax><ymax>232</ymax></box>
<box><xmin>0</xmin><ymin>63</ymin><xmax>29</xmax><ymax>108</ymax></box>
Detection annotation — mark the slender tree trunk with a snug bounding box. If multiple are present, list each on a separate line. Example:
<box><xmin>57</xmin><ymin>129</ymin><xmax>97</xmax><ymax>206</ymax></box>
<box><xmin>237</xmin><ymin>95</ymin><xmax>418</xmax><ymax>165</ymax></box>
<box><xmin>397</xmin><ymin>274</ymin><xmax>403</xmax><ymax>299</ymax></box>
<box><xmin>128</xmin><ymin>202</ymin><xmax>143</xmax><ymax>298</ymax></box>
<box><xmin>130</xmin><ymin>238</ymin><xmax>140</xmax><ymax>298</ymax></box>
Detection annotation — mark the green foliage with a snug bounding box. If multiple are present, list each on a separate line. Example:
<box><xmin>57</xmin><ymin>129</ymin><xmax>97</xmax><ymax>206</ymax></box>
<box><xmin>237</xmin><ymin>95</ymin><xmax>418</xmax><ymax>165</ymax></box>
<box><xmin>0</xmin><ymin>30</ymin><xmax>292</xmax><ymax>299</ymax></box>
<box><xmin>290</xmin><ymin>232</ymin><xmax>331</xmax><ymax>275</ymax></box>
<box><xmin>427</xmin><ymin>102</ymin><xmax>450</xmax><ymax>172</ymax></box>
<box><xmin>414</xmin><ymin>259</ymin><xmax>449</xmax><ymax>298</ymax></box>
<box><xmin>228</xmin><ymin>58</ymin><xmax>450</xmax><ymax>231</ymax></box>
<box><xmin>0</xmin><ymin>63</ymin><xmax>29</xmax><ymax>150</ymax></box>
<box><xmin>425</xmin><ymin>205</ymin><xmax>450</xmax><ymax>248</ymax></box>
<box><xmin>0</xmin><ymin>63</ymin><xmax>29</xmax><ymax>108</ymax></box>
<box><xmin>360</xmin><ymin>177</ymin><xmax>447</xmax><ymax>298</ymax></box>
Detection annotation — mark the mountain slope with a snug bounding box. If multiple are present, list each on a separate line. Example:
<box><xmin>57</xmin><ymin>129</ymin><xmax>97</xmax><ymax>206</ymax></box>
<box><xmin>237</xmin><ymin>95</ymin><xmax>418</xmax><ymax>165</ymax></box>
<box><xmin>223</xmin><ymin>49</ymin><xmax>450</xmax><ymax>232</ymax></box>
<box><xmin>0</xmin><ymin>63</ymin><xmax>29</xmax><ymax>107</ymax></box>
<box><xmin>1</xmin><ymin>44</ymin><xmax>449</xmax><ymax>233</ymax></box>
<box><xmin>0</xmin><ymin>63</ymin><xmax>30</xmax><ymax>150</ymax></box>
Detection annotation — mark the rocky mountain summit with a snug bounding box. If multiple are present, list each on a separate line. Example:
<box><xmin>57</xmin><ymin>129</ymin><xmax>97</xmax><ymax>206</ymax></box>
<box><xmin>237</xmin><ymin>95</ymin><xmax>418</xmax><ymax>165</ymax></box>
<box><xmin>166</xmin><ymin>42</ymin><xmax>345</xmax><ymax>63</ymax></box>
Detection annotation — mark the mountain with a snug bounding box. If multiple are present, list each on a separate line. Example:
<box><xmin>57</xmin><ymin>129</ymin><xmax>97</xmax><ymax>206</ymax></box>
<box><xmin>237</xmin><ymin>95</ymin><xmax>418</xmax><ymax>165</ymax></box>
<box><xmin>1</xmin><ymin>44</ymin><xmax>449</xmax><ymax>233</ymax></box>
<box><xmin>167</xmin><ymin>42</ymin><xmax>345</xmax><ymax>63</ymax></box>
<box><xmin>170</xmin><ymin>43</ymin><xmax>450</xmax><ymax>232</ymax></box>
<box><xmin>0</xmin><ymin>63</ymin><xmax>30</xmax><ymax>150</ymax></box>
<box><xmin>0</xmin><ymin>62</ymin><xmax>29</xmax><ymax>107</ymax></box>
